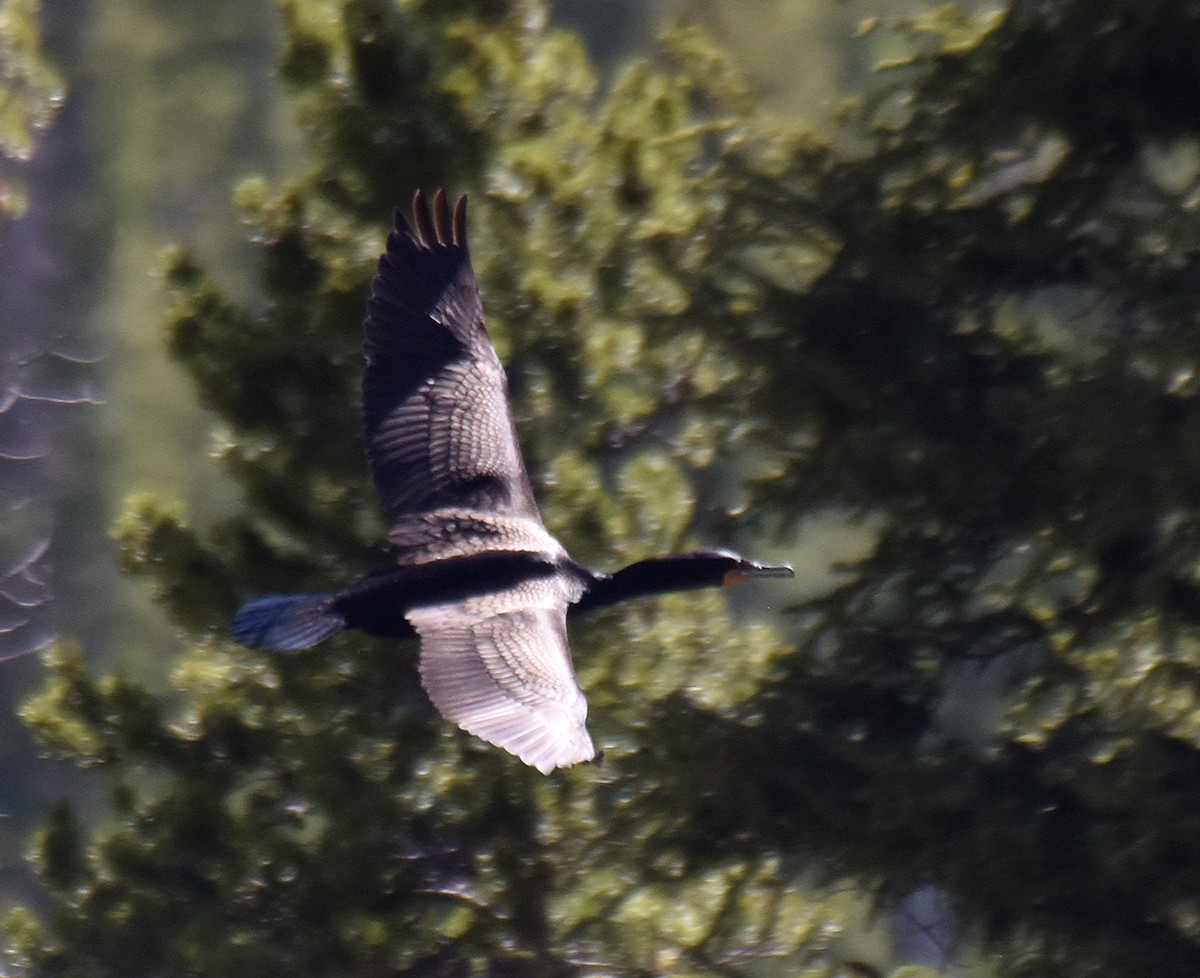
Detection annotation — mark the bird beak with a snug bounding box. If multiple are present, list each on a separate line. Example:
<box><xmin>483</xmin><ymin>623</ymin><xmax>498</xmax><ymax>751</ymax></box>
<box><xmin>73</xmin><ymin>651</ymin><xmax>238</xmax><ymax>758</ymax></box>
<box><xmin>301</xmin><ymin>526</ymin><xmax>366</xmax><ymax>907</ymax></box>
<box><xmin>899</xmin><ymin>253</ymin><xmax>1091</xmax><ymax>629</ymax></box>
<box><xmin>723</xmin><ymin>563</ymin><xmax>795</xmax><ymax>586</ymax></box>
<box><xmin>745</xmin><ymin>563</ymin><xmax>795</xmax><ymax>579</ymax></box>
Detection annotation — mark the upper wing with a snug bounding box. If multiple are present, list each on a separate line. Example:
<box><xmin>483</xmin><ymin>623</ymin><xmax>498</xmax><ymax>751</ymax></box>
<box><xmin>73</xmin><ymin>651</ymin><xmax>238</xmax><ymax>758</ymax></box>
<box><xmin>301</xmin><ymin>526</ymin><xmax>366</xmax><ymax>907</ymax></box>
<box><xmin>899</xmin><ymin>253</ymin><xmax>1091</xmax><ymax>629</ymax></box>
<box><xmin>362</xmin><ymin>190</ymin><xmax>544</xmax><ymax>562</ymax></box>
<box><xmin>407</xmin><ymin>576</ymin><xmax>595</xmax><ymax>774</ymax></box>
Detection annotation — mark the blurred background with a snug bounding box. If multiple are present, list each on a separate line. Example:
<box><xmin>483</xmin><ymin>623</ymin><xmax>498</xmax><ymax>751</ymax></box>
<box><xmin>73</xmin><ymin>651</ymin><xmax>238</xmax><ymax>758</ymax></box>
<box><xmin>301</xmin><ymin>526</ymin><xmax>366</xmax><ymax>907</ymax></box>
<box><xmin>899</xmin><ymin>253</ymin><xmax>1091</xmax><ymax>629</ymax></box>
<box><xmin>0</xmin><ymin>0</ymin><xmax>922</xmax><ymax>875</ymax></box>
<box><xmin>4</xmin><ymin>2</ymin><xmax>1200</xmax><ymax>977</ymax></box>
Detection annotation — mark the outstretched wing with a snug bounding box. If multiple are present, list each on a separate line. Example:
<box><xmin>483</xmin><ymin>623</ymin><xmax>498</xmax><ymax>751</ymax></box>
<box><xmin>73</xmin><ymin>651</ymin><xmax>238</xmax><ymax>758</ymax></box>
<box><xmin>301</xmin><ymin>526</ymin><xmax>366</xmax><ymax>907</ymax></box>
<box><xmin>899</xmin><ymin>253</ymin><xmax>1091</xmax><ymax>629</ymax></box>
<box><xmin>363</xmin><ymin>190</ymin><xmax>547</xmax><ymax>563</ymax></box>
<box><xmin>407</xmin><ymin>576</ymin><xmax>594</xmax><ymax>774</ymax></box>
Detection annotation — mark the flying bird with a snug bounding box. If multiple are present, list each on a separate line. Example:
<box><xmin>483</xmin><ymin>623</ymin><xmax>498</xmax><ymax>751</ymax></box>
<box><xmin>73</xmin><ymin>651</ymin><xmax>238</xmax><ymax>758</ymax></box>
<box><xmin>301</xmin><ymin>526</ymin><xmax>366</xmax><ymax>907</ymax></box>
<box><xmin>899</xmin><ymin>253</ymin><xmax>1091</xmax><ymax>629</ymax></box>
<box><xmin>233</xmin><ymin>190</ymin><xmax>793</xmax><ymax>773</ymax></box>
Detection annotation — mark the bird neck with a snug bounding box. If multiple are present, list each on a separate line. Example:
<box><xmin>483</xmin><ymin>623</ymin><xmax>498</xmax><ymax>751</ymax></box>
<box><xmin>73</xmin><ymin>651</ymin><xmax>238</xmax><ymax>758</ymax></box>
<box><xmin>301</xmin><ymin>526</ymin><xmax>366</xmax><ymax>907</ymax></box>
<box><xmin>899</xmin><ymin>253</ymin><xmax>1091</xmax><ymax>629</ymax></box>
<box><xmin>572</xmin><ymin>555</ymin><xmax>716</xmax><ymax>612</ymax></box>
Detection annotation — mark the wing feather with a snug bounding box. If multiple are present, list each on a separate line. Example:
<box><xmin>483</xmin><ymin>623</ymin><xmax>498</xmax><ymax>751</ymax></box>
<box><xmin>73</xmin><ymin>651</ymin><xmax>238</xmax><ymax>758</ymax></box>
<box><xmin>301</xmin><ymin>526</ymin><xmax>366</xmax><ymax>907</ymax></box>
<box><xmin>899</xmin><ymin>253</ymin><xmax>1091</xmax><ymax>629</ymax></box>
<box><xmin>408</xmin><ymin>577</ymin><xmax>594</xmax><ymax>774</ymax></box>
<box><xmin>362</xmin><ymin>191</ymin><xmax>541</xmax><ymax>559</ymax></box>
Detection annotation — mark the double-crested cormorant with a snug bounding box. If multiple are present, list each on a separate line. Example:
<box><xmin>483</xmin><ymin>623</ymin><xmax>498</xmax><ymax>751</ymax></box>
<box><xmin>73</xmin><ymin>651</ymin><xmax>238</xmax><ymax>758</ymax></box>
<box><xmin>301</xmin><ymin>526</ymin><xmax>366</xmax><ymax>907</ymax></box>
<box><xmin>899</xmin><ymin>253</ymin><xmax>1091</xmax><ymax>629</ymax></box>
<box><xmin>233</xmin><ymin>191</ymin><xmax>793</xmax><ymax>773</ymax></box>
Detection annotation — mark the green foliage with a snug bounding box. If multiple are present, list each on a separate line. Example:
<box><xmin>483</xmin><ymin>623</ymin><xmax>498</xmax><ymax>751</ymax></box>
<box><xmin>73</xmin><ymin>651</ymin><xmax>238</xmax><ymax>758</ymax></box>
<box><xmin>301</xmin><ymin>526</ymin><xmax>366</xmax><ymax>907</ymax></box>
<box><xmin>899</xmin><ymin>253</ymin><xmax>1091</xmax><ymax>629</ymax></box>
<box><xmin>12</xmin><ymin>0</ymin><xmax>1200</xmax><ymax>976</ymax></box>
<box><xmin>0</xmin><ymin>0</ymin><xmax>63</xmax><ymax>217</ymax></box>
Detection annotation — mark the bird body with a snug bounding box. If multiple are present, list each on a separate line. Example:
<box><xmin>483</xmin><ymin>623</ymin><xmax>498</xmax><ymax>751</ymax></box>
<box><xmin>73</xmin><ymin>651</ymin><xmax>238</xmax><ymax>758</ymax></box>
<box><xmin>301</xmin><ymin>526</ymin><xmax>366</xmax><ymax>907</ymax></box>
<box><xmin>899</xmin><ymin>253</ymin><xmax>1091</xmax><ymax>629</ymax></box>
<box><xmin>234</xmin><ymin>191</ymin><xmax>792</xmax><ymax>773</ymax></box>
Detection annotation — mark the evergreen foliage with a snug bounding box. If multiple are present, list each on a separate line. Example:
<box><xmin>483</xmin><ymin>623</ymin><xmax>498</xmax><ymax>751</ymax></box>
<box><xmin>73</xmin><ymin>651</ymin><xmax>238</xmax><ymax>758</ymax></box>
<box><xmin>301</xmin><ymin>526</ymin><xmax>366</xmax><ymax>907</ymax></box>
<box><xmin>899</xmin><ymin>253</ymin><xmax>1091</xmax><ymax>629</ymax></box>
<box><xmin>8</xmin><ymin>1</ymin><xmax>1200</xmax><ymax>975</ymax></box>
<box><xmin>0</xmin><ymin>0</ymin><xmax>62</xmax><ymax>217</ymax></box>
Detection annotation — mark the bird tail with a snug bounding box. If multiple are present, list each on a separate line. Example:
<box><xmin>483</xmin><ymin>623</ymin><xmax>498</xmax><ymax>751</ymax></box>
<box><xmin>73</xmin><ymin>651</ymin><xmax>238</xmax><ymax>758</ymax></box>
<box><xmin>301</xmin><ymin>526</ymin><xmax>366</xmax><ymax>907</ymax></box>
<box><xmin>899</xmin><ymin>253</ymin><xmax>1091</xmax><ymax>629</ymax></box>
<box><xmin>231</xmin><ymin>593</ymin><xmax>344</xmax><ymax>650</ymax></box>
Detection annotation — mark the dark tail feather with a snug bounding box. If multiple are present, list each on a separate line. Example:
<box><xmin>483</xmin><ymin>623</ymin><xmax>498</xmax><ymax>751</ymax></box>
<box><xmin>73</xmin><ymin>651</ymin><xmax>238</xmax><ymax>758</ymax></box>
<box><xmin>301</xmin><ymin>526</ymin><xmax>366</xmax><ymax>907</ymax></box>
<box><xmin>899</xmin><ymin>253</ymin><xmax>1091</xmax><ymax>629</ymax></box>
<box><xmin>232</xmin><ymin>593</ymin><xmax>344</xmax><ymax>650</ymax></box>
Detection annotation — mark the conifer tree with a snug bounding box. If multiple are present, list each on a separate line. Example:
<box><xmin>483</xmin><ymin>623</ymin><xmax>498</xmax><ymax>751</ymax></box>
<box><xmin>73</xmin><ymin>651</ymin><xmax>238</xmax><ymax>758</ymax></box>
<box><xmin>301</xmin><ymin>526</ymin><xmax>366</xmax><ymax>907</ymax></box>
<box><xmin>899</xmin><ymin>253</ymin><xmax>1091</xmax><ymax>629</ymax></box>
<box><xmin>9</xmin><ymin>2</ymin><xmax>1200</xmax><ymax>976</ymax></box>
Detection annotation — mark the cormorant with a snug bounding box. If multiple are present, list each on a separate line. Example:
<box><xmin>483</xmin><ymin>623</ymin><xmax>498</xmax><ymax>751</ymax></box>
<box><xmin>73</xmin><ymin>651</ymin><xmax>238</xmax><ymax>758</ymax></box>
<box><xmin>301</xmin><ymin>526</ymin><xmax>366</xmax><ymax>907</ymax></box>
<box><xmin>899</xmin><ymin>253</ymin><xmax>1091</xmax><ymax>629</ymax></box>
<box><xmin>233</xmin><ymin>190</ymin><xmax>793</xmax><ymax>773</ymax></box>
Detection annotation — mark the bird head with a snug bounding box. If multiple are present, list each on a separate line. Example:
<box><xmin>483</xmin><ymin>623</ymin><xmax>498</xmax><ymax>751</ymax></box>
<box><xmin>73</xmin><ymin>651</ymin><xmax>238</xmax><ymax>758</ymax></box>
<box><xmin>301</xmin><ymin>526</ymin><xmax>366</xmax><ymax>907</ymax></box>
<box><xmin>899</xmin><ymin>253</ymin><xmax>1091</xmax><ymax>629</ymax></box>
<box><xmin>707</xmin><ymin>550</ymin><xmax>796</xmax><ymax>587</ymax></box>
<box><xmin>630</xmin><ymin>549</ymin><xmax>794</xmax><ymax>588</ymax></box>
<box><xmin>573</xmin><ymin>548</ymin><xmax>795</xmax><ymax>612</ymax></box>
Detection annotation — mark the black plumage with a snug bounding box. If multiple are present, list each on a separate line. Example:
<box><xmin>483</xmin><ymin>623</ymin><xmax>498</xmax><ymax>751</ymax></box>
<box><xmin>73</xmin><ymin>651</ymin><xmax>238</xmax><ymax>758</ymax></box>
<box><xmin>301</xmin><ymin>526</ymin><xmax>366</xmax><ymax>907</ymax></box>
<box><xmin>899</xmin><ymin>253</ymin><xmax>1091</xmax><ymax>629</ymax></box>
<box><xmin>234</xmin><ymin>190</ymin><xmax>793</xmax><ymax>773</ymax></box>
